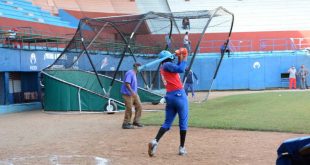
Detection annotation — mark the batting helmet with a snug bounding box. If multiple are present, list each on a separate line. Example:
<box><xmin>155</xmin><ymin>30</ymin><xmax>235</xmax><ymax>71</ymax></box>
<box><xmin>159</xmin><ymin>50</ymin><xmax>174</xmax><ymax>60</ymax></box>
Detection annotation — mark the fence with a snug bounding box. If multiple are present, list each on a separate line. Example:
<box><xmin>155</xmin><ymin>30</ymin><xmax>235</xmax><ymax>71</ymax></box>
<box><xmin>1</xmin><ymin>25</ymin><xmax>310</xmax><ymax>53</ymax></box>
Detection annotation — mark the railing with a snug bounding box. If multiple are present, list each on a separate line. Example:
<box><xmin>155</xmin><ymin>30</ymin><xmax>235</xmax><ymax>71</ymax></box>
<box><xmin>0</xmin><ymin>25</ymin><xmax>73</xmax><ymax>51</ymax></box>
<box><xmin>1</xmin><ymin>25</ymin><xmax>310</xmax><ymax>53</ymax></box>
<box><xmin>200</xmin><ymin>38</ymin><xmax>310</xmax><ymax>53</ymax></box>
<box><xmin>260</xmin><ymin>38</ymin><xmax>310</xmax><ymax>51</ymax></box>
<box><xmin>199</xmin><ymin>39</ymin><xmax>253</xmax><ymax>53</ymax></box>
<box><xmin>289</xmin><ymin>38</ymin><xmax>310</xmax><ymax>50</ymax></box>
<box><xmin>0</xmin><ymin>26</ymin><xmax>73</xmax><ymax>39</ymax></box>
<box><xmin>260</xmin><ymin>38</ymin><xmax>292</xmax><ymax>51</ymax></box>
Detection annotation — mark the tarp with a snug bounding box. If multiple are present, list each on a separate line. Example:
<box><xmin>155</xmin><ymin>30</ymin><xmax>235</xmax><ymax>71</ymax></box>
<box><xmin>43</xmin><ymin>70</ymin><xmax>162</xmax><ymax>111</ymax></box>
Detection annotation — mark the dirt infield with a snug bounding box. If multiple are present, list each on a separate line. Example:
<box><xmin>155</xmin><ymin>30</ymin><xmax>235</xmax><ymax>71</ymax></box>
<box><xmin>0</xmin><ymin>90</ymin><xmax>308</xmax><ymax>164</ymax></box>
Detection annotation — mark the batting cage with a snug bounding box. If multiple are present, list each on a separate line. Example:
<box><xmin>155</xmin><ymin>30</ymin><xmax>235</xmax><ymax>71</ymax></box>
<box><xmin>41</xmin><ymin>7</ymin><xmax>234</xmax><ymax>112</ymax></box>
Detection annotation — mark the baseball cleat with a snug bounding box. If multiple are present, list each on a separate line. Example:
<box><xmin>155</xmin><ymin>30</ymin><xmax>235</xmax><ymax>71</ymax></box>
<box><xmin>179</xmin><ymin>146</ymin><xmax>187</xmax><ymax>156</ymax></box>
<box><xmin>148</xmin><ymin>139</ymin><xmax>158</xmax><ymax>157</ymax></box>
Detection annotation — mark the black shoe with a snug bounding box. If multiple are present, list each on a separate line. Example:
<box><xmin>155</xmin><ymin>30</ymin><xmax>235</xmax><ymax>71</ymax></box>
<box><xmin>122</xmin><ymin>123</ymin><xmax>134</xmax><ymax>129</ymax></box>
<box><xmin>133</xmin><ymin>122</ymin><xmax>144</xmax><ymax>127</ymax></box>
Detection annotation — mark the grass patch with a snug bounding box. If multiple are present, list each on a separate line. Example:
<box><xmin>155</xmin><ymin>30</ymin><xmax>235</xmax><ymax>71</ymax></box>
<box><xmin>141</xmin><ymin>91</ymin><xmax>310</xmax><ymax>133</ymax></box>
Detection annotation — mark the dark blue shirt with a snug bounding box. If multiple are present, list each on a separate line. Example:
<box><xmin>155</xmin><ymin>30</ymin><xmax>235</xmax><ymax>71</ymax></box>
<box><xmin>185</xmin><ymin>70</ymin><xmax>198</xmax><ymax>84</ymax></box>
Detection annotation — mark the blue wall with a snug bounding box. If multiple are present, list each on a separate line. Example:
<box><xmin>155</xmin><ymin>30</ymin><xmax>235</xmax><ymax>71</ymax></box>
<box><xmin>0</xmin><ymin>73</ymin><xmax>4</xmax><ymax>104</ymax></box>
<box><xmin>0</xmin><ymin>102</ymin><xmax>42</xmax><ymax>114</ymax></box>
<box><xmin>1</xmin><ymin>48</ymin><xmax>310</xmax><ymax>91</ymax></box>
<box><xmin>191</xmin><ymin>51</ymin><xmax>310</xmax><ymax>90</ymax></box>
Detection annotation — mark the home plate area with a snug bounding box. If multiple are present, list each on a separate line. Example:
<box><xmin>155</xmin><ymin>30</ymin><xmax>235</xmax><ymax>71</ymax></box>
<box><xmin>0</xmin><ymin>155</ymin><xmax>109</xmax><ymax>165</ymax></box>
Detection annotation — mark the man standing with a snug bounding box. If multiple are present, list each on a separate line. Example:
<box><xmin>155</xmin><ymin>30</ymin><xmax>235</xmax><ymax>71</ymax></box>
<box><xmin>182</xmin><ymin>17</ymin><xmax>190</xmax><ymax>30</ymax></box>
<box><xmin>183</xmin><ymin>31</ymin><xmax>191</xmax><ymax>55</ymax></box>
<box><xmin>221</xmin><ymin>42</ymin><xmax>231</xmax><ymax>57</ymax></box>
<box><xmin>184</xmin><ymin>67</ymin><xmax>198</xmax><ymax>98</ymax></box>
<box><xmin>298</xmin><ymin>64</ymin><xmax>309</xmax><ymax>89</ymax></box>
<box><xmin>288</xmin><ymin>66</ymin><xmax>297</xmax><ymax>89</ymax></box>
<box><xmin>121</xmin><ymin>62</ymin><xmax>144</xmax><ymax>129</ymax></box>
<box><xmin>148</xmin><ymin>48</ymin><xmax>189</xmax><ymax>157</ymax></box>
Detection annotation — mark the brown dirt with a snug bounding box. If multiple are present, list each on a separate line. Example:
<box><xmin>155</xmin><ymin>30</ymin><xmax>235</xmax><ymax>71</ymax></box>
<box><xmin>0</xmin><ymin>90</ymin><xmax>308</xmax><ymax>165</ymax></box>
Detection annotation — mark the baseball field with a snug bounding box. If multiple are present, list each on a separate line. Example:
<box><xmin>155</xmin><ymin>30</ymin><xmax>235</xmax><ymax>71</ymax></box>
<box><xmin>0</xmin><ymin>90</ymin><xmax>309</xmax><ymax>164</ymax></box>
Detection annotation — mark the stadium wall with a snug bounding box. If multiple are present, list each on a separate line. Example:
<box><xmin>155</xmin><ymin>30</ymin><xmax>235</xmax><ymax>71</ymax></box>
<box><xmin>193</xmin><ymin>51</ymin><xmax>310</xmax><ymax>90</ymax></box>
<box><xmin>0</xmin><ymin>48</ymin><xmax>309</xmax><ymax>87</ymax></box>
<box><xmin>1</xmin><ymin>48</ymin><xmax>310</xmax><ymax>113</ymax></box>
<box><xmin>133</xmin><ymin>30</ymin><xmax>310</xmax><ymax>53</ymax></box>
<box><xmin>0</xmin><ymin>73</ymin><xmax>4</xmax><ymax>104</ymax></box>
<box><xmin>0</xmin><ymin>103</ymin><xmax>42</xmax><ymax>114</ymax></box>
<box><xmin>25</xmin><ymin>0</ymin><xmax>310</xmax><ymax>51</ymax></box>
<box><xmin>24</xmin><ymin>1</ymin><xmax>310</xmax><ymax>52</ymax></box>
<box><xmin>62</xmin><ymin>9</ymin><xmax>126</xmax><ymax>20</ymax></box>
<box><xmin>30</xmin><ymin>0</ymin><xmax>138</xmax><ymax>15</ymax></box>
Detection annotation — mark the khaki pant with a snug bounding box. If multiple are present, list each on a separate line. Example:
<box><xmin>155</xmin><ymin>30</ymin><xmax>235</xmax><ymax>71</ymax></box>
<box><xmin>122</xmin><ymin>94</ymin><xmax>142</xmax><ymax>124</ymax></box>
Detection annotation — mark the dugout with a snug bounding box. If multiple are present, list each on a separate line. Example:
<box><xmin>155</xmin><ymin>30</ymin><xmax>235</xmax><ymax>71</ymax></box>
<box><xmin>0</xmin><ymin>72</ymin><xmax>41</xmax><ymax>105</ymax></box>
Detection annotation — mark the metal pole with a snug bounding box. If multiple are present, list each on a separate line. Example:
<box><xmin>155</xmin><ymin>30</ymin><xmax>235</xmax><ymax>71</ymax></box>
<box><xmin>78</xmin><ymin>88</ymin><xmax>81</xmax><ymax>112</ymax></box>
<box><xmin>68</xmin><ymin>22</ymin><xmax>108</xmax><ymax>68</ymax></box>
<box><xmin>108</xmin><ymin>12</ymin><xmax>154</xmax><ymax>92</ymax></box>
<box><xmin>203</xmin><ymin>7</ymin><xmax>234</xmax><ymax>102</ymax></box>
<box><xmin>80</xmin><ymin>37</ymin><xmax>105</xmax><ymax>91</ymax></box>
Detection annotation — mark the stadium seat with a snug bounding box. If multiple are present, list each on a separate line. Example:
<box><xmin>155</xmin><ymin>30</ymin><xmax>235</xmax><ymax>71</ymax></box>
<box><xmin>0</xmin><ymin>0</ymin><xmax>73</xmax><ymax>28</ymax></box>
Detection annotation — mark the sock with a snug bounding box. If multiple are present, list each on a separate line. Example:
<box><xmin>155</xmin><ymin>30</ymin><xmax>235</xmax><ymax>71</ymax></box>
<box><xmin>180</xmin><ymin>130</ymin><xmax>187</xmax><ymax>147</ymax></box>
<box><xmin>155</xmin><ymin>127</ymin><xmax>168</xmax><ymax>142</ymax></box>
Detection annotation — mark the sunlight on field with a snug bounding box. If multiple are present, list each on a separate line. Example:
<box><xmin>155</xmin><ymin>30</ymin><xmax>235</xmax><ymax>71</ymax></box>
<box><xmin>142</xmin><ymin>91</ymin><xmax>310</xmax><ymax>133</ymax></box>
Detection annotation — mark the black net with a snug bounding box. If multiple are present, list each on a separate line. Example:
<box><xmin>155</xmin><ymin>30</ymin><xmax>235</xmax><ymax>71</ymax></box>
<box><xmin>186</xmin><ymin>7</ymin><xmax>234</xmax><ymax>101</ymax></box>
<box><xmin>45</xmin><ymin>7</ymin><xmax>234</xmax><ymax>99</ymax></box>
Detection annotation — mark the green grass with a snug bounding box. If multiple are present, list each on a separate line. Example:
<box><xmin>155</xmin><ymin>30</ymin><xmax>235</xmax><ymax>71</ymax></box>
<box><xmin>141</xmin><ymin>91</ymin><xmax>310</xmax><ymax>133</ymax></box>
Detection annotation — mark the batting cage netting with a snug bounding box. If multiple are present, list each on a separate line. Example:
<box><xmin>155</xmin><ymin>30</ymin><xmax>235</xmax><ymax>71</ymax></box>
<box><xmin>42</xmin><ymin>7</ymin><xmax>234</xmax><ymax>112</ymax></box>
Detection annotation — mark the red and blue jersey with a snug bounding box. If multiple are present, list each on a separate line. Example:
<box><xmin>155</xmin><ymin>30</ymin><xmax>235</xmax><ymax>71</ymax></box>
<box><xmin>160</xmin><ymin>61</ymin><xmax>187</xmax><ymax>92</ymax></box>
